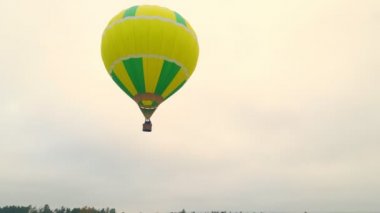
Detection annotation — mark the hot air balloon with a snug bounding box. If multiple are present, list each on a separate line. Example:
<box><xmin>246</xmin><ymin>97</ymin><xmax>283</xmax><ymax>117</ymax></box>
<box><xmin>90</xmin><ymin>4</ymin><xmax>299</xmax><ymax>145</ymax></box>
<box><xmin>101</xmin><ymin>5</ymin><xmax>199</xmax><ymax>132</ymax></box>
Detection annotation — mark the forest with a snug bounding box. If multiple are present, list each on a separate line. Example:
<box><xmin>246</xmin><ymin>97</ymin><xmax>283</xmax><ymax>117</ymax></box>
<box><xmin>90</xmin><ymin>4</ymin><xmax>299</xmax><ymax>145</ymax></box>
<box><xmin>0</xmin><ymin>205</ymin><xmax>116</xmax><ymax>213</ymax></box>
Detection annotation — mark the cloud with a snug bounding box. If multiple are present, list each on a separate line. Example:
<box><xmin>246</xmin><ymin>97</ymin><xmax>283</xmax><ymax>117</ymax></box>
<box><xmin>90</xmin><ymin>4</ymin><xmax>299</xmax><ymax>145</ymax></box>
<box><xmin>1</xmin><ymin>0</ymin><xmax>380</xmax><ymax>212</ymax></box>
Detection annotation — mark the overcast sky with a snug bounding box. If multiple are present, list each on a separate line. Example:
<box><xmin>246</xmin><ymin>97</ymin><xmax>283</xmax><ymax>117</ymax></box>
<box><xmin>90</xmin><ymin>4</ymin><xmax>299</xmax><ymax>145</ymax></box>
<box><xmin>1</xmin><ymin>0</ymin><xmax>380</xmax><ymax>212</ymax></box>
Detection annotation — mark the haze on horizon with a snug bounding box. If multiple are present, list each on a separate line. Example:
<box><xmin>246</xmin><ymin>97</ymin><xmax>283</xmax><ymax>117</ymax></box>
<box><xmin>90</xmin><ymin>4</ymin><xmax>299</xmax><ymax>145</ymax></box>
<box><xmin>1</xmin><ymin>0</ymin><xmax>379</xmax><ymax>212</ymax></box>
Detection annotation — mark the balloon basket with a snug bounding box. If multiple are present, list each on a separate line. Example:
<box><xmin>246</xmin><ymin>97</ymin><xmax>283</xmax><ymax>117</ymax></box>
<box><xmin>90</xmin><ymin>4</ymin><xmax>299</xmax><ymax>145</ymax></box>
<box><xmin>143</xmin><ymin>120</ymin><xmax>152</xmax><ymax>132</ymax></box>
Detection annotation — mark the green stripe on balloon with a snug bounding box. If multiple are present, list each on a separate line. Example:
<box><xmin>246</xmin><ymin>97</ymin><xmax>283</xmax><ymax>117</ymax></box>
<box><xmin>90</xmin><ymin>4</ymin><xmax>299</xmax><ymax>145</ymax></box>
<box><xmin>174</xmin><ymin>12</ymin><xmax>187</xmax><ymax>26</ymax></box>
<box><xmin>165</xmin><ymin>80</ymin><xmax>186</xmax><ymax>100</ymax></box>
<box><xmin>155</xmin><ymin>60</ymin><xmax>181</xmax><ymax>95</ymax></box>
<box><xmin>110</xmin><ymin>71</ymin><xmax>134</xmax><ymax>98</ymax></box>
<box><xmin>123</xmin><ymin>58</ymin><xmax>145</xmax><ymax>94</ymax></box>
<box><xmin>124</xmin><ymin>6</ymin><xmax>138</xmax><ymax>17</ymax></box>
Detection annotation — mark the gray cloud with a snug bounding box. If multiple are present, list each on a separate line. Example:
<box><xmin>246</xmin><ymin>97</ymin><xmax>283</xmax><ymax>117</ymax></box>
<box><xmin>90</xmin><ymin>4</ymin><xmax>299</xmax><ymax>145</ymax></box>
<box><xmin>1</xmin><ymin>0</ymin><xmax>380</xmax><ymax>212</ymax></box>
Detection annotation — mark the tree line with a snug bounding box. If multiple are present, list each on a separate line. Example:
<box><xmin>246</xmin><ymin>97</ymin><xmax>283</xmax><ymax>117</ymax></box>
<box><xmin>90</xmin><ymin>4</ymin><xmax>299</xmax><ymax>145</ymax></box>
<box><xmin>0</xmin><ymin>205</ymin><xmax>116</xmax><ymax>213</ymax></box>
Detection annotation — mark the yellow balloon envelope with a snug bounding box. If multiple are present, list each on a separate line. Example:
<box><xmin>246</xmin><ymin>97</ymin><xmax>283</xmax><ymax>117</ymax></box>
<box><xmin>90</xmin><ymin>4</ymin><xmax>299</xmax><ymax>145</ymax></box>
<box><xmin>101</xmin><ymin>5</ymin><xmax>199</xmax><ymax>132</ymax></box>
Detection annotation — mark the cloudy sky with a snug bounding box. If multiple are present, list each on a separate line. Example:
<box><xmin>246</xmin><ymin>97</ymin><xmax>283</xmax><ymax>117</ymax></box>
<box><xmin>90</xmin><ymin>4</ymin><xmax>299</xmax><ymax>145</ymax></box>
<box><xmin>1</xmin><ymin>0</ymin><xmax>380</xmax><ymax>212</ymax></box>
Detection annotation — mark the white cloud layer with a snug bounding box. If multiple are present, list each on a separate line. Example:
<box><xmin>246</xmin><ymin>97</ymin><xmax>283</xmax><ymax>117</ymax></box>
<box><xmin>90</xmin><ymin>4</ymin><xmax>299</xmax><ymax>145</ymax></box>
<box><xmin>1</xmin><ymin>0</ymin><xmax>379</xmax><ymax>212</ymax></box>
